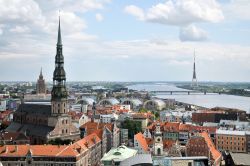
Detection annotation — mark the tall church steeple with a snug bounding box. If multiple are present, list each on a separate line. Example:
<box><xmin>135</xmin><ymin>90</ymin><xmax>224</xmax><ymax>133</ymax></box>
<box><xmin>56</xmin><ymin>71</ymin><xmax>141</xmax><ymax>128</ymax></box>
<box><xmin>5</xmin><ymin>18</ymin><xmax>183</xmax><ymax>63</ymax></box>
<box><xmin>57</xmin><ymin>16</ymin><xmax>62</xmax><ymax>46</ymax></box>
<box><xmin>51</xmin><ymin>15</ymin><xmax>68</xmax><ymax>115</ymax></box>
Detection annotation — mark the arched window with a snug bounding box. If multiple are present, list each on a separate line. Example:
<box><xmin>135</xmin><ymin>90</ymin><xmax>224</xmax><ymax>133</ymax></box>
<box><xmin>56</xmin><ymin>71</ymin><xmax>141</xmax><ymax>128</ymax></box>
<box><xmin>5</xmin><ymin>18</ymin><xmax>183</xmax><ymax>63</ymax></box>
<box><xmin>157</xmin><ymin>148</ymin><xmax>161</xmax><ymax>155</ymax></box>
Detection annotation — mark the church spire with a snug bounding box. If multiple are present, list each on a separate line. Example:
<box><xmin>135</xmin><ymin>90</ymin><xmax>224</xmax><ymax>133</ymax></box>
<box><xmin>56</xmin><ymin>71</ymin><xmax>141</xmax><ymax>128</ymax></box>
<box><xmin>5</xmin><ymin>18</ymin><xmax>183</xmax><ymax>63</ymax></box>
<box><xmin>57</xmin><ymin>14</ymin><xmax>62</xmax><ymax>46</ymax></box>
<box><xmin>53</xmin><ymin>13</ymin><xmax>66</xmax><ymax>81</ymax></box>
<box><xmin>51</xmin><ymin>14</ymin><xmax>68</xmax><ymax>115</ymax></box>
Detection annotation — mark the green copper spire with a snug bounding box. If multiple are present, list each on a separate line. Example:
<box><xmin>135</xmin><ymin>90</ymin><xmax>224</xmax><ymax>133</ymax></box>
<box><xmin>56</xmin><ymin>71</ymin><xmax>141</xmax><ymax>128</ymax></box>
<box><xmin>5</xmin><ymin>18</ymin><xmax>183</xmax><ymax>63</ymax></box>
<box><xmin>51</xmin><ymin>14</ymin><xmax>67</xmax><ymax>101</ymax></box>
<box><xmin>57</xmin><ymin>15</ymin><xmax>62</xmax><ymax>46</ymax></box>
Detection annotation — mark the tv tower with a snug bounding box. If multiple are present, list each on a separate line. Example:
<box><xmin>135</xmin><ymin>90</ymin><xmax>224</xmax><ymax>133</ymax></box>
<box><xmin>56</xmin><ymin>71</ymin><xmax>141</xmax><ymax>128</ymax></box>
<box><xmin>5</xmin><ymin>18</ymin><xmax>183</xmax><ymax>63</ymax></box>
<box><xmin>191</xmin><ymin>49</ymin><xmax>198</xmax><ymax>87</ymax></box>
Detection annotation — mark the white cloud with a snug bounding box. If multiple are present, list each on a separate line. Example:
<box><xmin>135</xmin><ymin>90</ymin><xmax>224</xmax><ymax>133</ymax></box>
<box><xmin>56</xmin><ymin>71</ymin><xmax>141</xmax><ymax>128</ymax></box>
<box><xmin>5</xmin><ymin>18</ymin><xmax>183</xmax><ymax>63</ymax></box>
<box><xmin>179</xmin><ymin>24</ymin><xmax>208</xmax><ymax>41</ymax></box>
<box><xmin>43</xmin><ymin>11</ymin><xmax>87</xmax><ymax>35</ymax></box>
<box><xmin>10</xmin><ymin>26</ymin><xmax>30</xmax><ymax>33</ymax></box>
<box><xmin>36</xmin><ymin>0</ymin><xmax>111</xmax><ymax>13</ymax></box>
<box><xmin>125</xmin><ymin>0</ymin><xmax>224</xmax><ymax>41</ymax></box>
<box><xmin>1</xmin><ymin>36</ymin><xmax>250</xmax><ymax>81</ymax></box>
<box><xmin>0</xmin><ymin>0</ymin><xmax>45</xmax><ymax>25</ymax></box>
<box><xmin>124</xmin><ymin>5</ymin><xmax>145</xmax><ymax>20</ymax></box>
<box><xmin>125</xmin><ymin>0</ymin><xmax>224</xmax><ymax>26</ymax></box>
<box><xmin>95</xmin><ymin>13</ymin><xmax>104</xmax><ymax>22</ymax></box>
<box><xmin>223</xmin><ymin>0</ymin><xmax>250</xmax><ymax>20</ymax></box>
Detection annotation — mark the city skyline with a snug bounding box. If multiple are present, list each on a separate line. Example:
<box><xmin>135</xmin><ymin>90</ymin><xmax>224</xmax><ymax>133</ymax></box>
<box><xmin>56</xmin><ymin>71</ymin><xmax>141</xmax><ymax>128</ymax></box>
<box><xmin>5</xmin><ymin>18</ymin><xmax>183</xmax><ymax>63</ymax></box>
<box><xmin>0</xmin><ymin>0</ymin><xmax>250</xmax><ymax>82</ymax></box>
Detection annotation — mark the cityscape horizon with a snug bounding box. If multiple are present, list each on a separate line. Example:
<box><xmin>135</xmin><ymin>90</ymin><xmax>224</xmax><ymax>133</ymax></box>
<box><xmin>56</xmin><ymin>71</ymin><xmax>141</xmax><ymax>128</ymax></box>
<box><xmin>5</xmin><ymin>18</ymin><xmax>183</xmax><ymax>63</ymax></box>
<box><xmin>0</xmin><ymin>1</ymin><xmax>250</xmax><ymax>166</ymax></box>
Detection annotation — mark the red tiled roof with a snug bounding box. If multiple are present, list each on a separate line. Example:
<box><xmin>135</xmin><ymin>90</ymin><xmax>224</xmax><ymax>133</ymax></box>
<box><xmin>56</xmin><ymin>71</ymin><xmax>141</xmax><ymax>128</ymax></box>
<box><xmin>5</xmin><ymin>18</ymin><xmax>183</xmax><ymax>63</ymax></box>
<box><xmin>31</xmin><ymin>145</ymin><xmax>69</xmax><ymax>156</ymax></box>
<box><xmin>179</xmin><ymin>124</ymin><xmax>192</xmax><ymax>131</ymax></box>
<box><xmin>0</xmin><ymin>145</ymin><xmax>29</xmax><ymax>157</ymax></box>
<box><xmin>134</xmin><ymin>132</ymin><xmax>149</xmax><ymax>152</ymax></box>
<box><xmin>80</xmin><ymin>121</ymin><xmax>113</xmax><ymax>135</ymax></box>
<box><xmin>201</xmin><ymin>132</ymin><xmax>222</xmax><ymax>162</ymax></box>
<box><xmin>0</xmin><ymin>134</ymin><xmax>101</xmax><ymax>158</ymax></box>
<box><xmin>131</xmin><ymin>113</ymin><xmax>148</xmax><ymax>119</ymax></box>
<box><xmin>191</xmin><ymin>126</ymin><xmax>217</xmax><ymax>133</ymax></box>
<box><xmin>145</xmin><ymin>138</ymin><xmax>153</xmax><ymax>146</ymax></box>
<box><xmin>147</xmin><ymin>121</ymin><xmax>164</xmax><ymax>131</ymax></box>
<box><xmin>68</xmin><ymin>111</ymin><xmax>83</xmax><ymax>120</ymax></box>
<box><xmin>92</xmin><ymin>129</ymin><xmax>103</xmax><ymax>140</ymax></box>
<box><xmin>74</xmin><ymin>133</ymin><xmax>101</xmax><ymax>149</ymax></box>
<box><xmin>163</xmin><ymin>140</ymin><xmax>176</xmax><ymax>149</ymax></box>
<box><xmin>163</xmin><ymin>122</ymin><xmax>180</xmax><ymax>132</ymax></box>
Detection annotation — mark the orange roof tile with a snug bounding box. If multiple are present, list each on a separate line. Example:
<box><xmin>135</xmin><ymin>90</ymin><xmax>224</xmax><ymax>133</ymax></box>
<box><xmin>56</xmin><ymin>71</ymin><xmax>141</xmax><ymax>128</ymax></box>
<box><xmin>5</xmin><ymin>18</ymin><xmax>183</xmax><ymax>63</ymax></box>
<box><xmin>0</xmin><ymin>134</ymin><xmax>101</xmax><ymax>158</ymax></box>
<box><xmin>201</xmin><ymin>132</ymin><xmax>222</xmax><ymax>162</ymax></box>
<box><xmin>179</xmin><ymin>124</ymin><xmax>192</xmax><ymax>131</ymax></box>
<box><xmin>74</xmin><ymin>133</ymin><xmax>101</xmax><ymax>149</ymax></box>
<box><xmin>0</xmin><ymin>145</ymin><xmax>29</xmax><ymax>157</ymax></box>
<box><xmin>132</xmin><ymin>113</ymin><xmax>149</xmax><ymax>119</ymax></box>
<box><xmin>145</xmin><ymin>138</ymin><xmax>153</xmax><ymax>146</ymax></box>
<box><xmin>163</xmin><ymin>122</ymin><xmax>180</xmax><ymax>132</ymax></box>
<box><xmin>163</xmin><ymin>140</ymin><xmax>176</xmax><ymax>149</ymax></box>
<box><xmin>191</xmin><ymin>126</ymin><xmax>216</xmax><ymax>133</ymax></box>
<box><xmin>30</xmin><ymin>145</ymin><xmax>68</xmax><ymax>156</ymax></box>
<box><xmin>92</xmin><ymin>129</ymin><xmax>103</xmax><ymax>140</ymax></box>
<box><xmin>134</xmin><ymin>132</ymin><xmax>149</xmax><ymax>152</ymax></box>
<box><xmin>80</xmin><ymin>121</ymin><xmax>113</xmax><ymax>135</ymax></box>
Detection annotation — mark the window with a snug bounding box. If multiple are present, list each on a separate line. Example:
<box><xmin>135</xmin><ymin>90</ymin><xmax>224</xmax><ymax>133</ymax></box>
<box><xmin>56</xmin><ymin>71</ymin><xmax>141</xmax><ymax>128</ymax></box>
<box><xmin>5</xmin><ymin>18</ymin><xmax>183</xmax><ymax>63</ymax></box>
<box><xmin>62</xmin><ymin>129</ymin><xmax>64</xmax><ymax>134</ymax></box>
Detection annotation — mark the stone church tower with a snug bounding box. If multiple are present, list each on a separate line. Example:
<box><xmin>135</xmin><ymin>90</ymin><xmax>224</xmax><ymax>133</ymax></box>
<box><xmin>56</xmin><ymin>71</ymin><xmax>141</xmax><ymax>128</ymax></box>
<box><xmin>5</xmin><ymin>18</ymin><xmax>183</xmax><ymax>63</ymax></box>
<box><xmin>153</xmin><ymin>123</ymin><xmax>163</xmax><ymax>156</ymax></box>
<box><xmin>47</xmin><ymin>16</ymin><xmax>80</xmax><ymax>140</ymax></box>
<box><xmin>6</xmin><ymin>16</ymin><xmax>80</xmax><ymax>144</ymax></box>
<box><xmin>36</xmin><ymin>68</ymin><xmax>46</xmax><ymax>94</ymax></box>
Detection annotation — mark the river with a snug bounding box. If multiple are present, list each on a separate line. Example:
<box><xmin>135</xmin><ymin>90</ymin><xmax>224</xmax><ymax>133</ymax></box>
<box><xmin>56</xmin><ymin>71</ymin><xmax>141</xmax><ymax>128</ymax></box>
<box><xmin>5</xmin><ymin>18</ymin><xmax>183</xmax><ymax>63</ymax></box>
<box><xmin>127</xmin><ymin>83</ymin><xmax>250</xmax><ymax>113</ymax></box>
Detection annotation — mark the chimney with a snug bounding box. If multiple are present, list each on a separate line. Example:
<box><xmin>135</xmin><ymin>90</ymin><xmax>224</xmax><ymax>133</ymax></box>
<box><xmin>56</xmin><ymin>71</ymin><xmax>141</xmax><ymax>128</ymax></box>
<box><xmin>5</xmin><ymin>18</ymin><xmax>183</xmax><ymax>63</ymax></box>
<box><xmin>15</xmin><ymin>145</ymin><xmax>18</xmax><ymax>152</ymax></box>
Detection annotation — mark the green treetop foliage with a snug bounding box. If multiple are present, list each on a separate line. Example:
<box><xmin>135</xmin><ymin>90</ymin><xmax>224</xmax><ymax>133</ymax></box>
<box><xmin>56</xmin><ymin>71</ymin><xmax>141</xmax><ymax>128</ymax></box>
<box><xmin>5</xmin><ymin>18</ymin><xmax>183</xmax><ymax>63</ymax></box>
<box><xmin>48</xmin><ymin>138</ymin><xmax>72</xmax><ymax>145</ymax></box>
<box><xmin>121</xmin><ymin>119</ymin><xmax>142</xmax><ymax>139</ymax></box>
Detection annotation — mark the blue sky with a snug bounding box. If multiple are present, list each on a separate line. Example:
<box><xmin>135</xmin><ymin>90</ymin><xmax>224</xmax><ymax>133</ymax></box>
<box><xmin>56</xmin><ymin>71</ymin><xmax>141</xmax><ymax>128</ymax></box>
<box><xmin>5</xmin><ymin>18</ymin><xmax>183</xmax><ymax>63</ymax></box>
<box><xmin>0</xmin><ymin>0</ymin><xmax>250</xmax><ymax>82</ymax></box>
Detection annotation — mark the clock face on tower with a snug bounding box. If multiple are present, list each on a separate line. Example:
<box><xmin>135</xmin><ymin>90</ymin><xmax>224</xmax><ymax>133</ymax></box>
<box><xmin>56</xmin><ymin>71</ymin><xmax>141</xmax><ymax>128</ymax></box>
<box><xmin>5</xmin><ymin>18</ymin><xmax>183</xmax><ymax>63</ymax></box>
<box><xmin>157</xmin><ymin>137</ymin><xmax>161</xmax><ymax>142</ymax></box>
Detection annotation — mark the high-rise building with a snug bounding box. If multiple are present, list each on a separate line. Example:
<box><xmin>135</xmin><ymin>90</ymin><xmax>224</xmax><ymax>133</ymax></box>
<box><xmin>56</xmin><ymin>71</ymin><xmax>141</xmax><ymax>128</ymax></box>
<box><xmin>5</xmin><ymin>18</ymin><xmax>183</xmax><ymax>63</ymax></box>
<box><xmin>36</xmin><ymin>68</ymin><xmax>46</xmax><ymax>94</ymax></box>
<box><xmin>6</xmin><ymin>16</ymin><xmax>80</xmax><ymax>144</ymax></box>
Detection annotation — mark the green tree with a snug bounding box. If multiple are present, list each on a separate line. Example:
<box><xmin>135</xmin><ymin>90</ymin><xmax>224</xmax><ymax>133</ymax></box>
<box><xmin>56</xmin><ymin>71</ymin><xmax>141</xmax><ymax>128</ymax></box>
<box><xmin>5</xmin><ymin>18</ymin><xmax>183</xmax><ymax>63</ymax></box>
<box><xmin>138</xmin><ymin>108</ymin><xmax>149</xmax><ymax>113</ymax></box>
<box><xmin>121</xmin><ymin>119</ymin><xmax>142</xmax><ymax>139</ymax></box>
<box><xmin>48</xmin><ymin>138</ymin><xmax>72</xmax><ymax>145</ymax></box>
